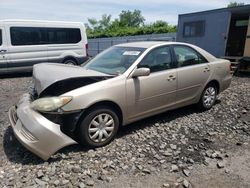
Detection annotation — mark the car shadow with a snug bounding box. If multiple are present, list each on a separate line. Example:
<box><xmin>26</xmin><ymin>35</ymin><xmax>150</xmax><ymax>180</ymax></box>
<box><xmin>234</xmin><ymin>72</ymin><xmax>250</xmax><ymax>78</ymax></box>
<box><xmin>3</xmin><ymin>101</ymin><xmax>220</xmax><ymax>165</ymax></box>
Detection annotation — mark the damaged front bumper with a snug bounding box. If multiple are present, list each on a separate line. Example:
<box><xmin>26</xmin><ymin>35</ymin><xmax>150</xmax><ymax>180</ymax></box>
<box><xmin>8</xmin><ymin>93</ymin><xmax>77</xmax><ymax>160</ymax></box>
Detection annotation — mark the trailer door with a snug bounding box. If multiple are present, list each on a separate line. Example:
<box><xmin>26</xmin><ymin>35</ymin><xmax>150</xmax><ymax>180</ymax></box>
<box><xmin>244</xmin><ymin>15</ymin><xmax>250</xmax><ymax>57</ymax></box>
<box><xmin>226</xmin><ymin>14</ymin><xmax>249</xmax><ymax>57</ymax></box>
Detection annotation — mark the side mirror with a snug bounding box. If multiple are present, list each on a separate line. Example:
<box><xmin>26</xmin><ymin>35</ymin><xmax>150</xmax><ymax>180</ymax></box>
<box><xmin>132</xmin><ymin>68</ymin><xmax>150</xmax><ymax>78</ymax></box>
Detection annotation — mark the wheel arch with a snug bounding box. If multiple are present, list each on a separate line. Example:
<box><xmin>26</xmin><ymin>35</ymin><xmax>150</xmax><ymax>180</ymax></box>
<box><xmin>206</xmin><ymin>79</ymin><xmax>220</xmax><ymax>93</ymax></box>
<box><xmin>76</xmin><ymin>100</ymin><xmax>124</xmax><ymax>131</ymax></box>
<box><xmin>197</xmin><ymin>79</ymin><xmax>220</xmax><ymax>110</ymax></box>
<box><xmin>62</xmin><ymin>56</ymin><xmax>78</xmax><ymax>65</ymax></box>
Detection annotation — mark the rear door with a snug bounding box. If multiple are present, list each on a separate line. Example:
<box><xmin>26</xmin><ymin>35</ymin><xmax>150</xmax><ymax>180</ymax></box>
<box><xmin>173</xmin><ymin>45</ymin><xmax>211</xmax><ymax>105</ymax></box>
<box><xmin>7</xmin><ymin>26</ymin><xmax>48</xmax><ymax>71</ymax></box>
<box><xmin>0</xmin><ymin>26</ymin><xmax>8</xmax><ymax>73</ymax></box>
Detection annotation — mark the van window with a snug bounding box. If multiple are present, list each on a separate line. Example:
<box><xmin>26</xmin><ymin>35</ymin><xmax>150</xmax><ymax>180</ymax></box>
<box><xmin>10</xmin><ymin>27</ymin><xmax>81</xmax><ymax>46</ymax></box>
<box><xmin>0</xmin><ymin>30</ymin><xmax>2</xmax><ymax>45</ymax></box>
<box><xmin>47</xmin><ymin>28</ymin><xmax>81</xmax><ymax>44</ymax></box>
<box><xmin>11</xmin><ymin>27</ymin><xmax>47</xmax><ymax>45</ymax></box>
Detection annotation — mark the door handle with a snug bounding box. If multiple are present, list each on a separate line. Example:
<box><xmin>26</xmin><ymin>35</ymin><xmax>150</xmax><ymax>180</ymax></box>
<box><xmin>203</xmin><ymin>67</ymin><xmax>210</xmax><ymax>72</ymax></box>
<box><xmin>0</xmin><ymin>49</ymin><xmax>7</xmax><ymax>53</ymax></box>
<box><xmin>167</xmin><ymin>75</ymin><xmax>176</xmax><ymax>81</ymax></box>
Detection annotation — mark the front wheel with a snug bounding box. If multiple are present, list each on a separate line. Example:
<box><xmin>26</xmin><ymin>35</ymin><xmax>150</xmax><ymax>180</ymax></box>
<box><xmin>198</xmin><ymin>84</ymin><xmax>217</xmax><ymax>110</ymax></box>
<box><xmin>78</xmin><ymin>107</ymin><xmax>119</xmax><ymax>148</ymax></box>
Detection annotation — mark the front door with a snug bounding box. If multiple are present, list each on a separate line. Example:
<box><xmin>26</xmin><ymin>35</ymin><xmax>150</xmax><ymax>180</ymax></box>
<box><xmin>126</xmin><ymin>45</ymin><xmax>177</xmax><ymax>121</ymax></box>
<box><xmin>0</xmin><ymin>27</ymin><xmax>8</xmax><ymax>74</ymax></box>
<box><xmin>173</xmin><ymin>45</ymin><xmax>211</xmax><ymax>105</ymax></box>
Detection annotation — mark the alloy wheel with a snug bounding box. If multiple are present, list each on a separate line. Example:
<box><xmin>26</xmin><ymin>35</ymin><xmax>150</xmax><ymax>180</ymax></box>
<box><xmin>203</xmin><ymin>87</ymin><xmax>216</xmax><ymax>107</ymax></box>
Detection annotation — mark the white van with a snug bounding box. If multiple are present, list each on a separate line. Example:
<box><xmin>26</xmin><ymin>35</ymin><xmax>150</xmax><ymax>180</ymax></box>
<box><xmin>0</xmin><ymin>20</ymin><xmax>88</xmax><ymax>74</ymax></box>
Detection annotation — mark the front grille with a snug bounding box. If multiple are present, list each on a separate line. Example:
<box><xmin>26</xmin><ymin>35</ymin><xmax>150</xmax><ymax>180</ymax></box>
<box><xmin>20</xmin><ymin>125</ymin><xmax>38</xmax><ymax>142</ymax></box>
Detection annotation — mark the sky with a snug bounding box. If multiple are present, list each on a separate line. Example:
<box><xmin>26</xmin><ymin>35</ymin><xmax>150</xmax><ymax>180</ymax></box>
<box><xmin>0</xmin><ymin>0</ymin><xmax>249</xmax><ymax>25</ymax></box>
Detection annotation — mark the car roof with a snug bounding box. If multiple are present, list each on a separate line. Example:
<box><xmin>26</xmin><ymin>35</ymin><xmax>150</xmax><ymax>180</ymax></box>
<box><xmin>0</xmin><ymin>19</ymin><xmax>84</xmax><ymax>26</ymax></box>
<box><xmin>115</xmin><ymin>41</ymin><xmax>169</xmax><ymax>48</ymax></box>
<box><xmin>115</xmin><ymin>41</ymin><xmax>187</xmax><ymax>48</ymax></box>
<box><xmin>116</xmin><ymin>41</ymin><xmax>217</xmax><ymax>62</ymax></box>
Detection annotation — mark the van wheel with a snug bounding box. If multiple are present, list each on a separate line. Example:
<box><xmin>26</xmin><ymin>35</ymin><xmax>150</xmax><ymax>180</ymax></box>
<box><xmin>78</xmin><ymin>107</ymin><xmax>119</xmax><ymax>148</ymax></box>
<box><xmin>198</xmin><ymin>84</ymin><xmax>217</xmax><ymax>110</ymax></box>
<box><xmin>64</xmin><ymin>59</ymin><xmax>77</xmax><ymax>65</ymax></box>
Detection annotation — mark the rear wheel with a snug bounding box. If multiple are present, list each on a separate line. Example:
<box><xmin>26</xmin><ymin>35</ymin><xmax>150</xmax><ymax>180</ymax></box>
<box><xmin>78</xmin><ymin>107</ymin><xmax>119</xmax><ymax>148</ymax></box>
<box><xmin>64</xmin><ymin>59</ymin><xmax>77</xmax><ymax>65</ymax></box>
<box><xmin>198</xmin><ymin>84</ymin><xmax>217</xmax><ymax>110</ymax></box>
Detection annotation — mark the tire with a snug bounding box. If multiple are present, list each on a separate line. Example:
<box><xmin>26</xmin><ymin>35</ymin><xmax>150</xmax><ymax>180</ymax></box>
<box><xmin>63</xmin><ymin>59</ymin><xmax>77</xmax><ymax>65</ymax></box>
<box><xmin>198</xmin><ymin>84</ymin><xmax>217</xmax><ymax>110</ymax></box>
<box><xmin>78</xmin><ymin>107</ymin><xmax>119</xmax><ymax>148</ymax></box>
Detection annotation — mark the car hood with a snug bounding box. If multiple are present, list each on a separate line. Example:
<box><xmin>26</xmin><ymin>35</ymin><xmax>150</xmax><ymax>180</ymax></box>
<box><xmin>33</xmin><ymin>63</ymin><xmax>112</xmax><ymax>95</ymax></box>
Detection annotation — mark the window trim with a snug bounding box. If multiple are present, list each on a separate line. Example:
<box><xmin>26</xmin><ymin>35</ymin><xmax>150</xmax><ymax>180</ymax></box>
<box><xmin>183</xmin><ymin>20</ymin><xmax>205</xmax><ymax>38</ymax></box>
<box><xmin>137</xmin><ymin>45</ymin><xmax>175</xmax><ymax>74</ymax></box>
<box><xmin>171</xmin><ymin>44</ymin><xmax>208</xmax><ymax>68</ymax></box>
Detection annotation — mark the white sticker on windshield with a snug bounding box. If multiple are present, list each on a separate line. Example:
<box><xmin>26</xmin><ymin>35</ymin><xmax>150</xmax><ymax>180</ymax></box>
<box><xmin>123</xmin><ymin>51</ymin><xmax>140</xmax><ymax>56</ymax></box>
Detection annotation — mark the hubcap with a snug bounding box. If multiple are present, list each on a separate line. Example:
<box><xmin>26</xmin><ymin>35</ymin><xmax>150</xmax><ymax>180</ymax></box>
<box><xmin>203</xmin><ymin>87</ymin><xmax>216</xmax><ymax>107</ymax></box>
<box><xmin>88</xmin><ymin>113</ymin><xmax>115</xmax><ymax>143</ymax></box>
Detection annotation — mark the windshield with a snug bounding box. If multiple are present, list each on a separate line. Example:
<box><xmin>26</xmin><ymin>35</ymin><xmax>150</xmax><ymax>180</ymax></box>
<box><xmin>84</xmin><ymin>46</ymin><xmax>145</xmax><ymax>75</ymax></box>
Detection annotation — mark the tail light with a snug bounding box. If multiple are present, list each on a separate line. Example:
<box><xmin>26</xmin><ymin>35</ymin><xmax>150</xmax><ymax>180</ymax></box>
<box><xmin>85</xmin><ymin>43</ymin><xmax>89</xmax><ymax>56</ymax></box>
<box><xmin>229</xmin><ymin>63</ymin><xmax>235</xmax><ymax>74</ymax></box>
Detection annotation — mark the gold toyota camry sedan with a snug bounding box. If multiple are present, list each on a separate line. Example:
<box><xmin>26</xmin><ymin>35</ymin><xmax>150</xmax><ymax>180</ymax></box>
<box><xmin>8</xmin><ymin>42</ymin><xmax>232</xmax><ymax>160</ymax></box>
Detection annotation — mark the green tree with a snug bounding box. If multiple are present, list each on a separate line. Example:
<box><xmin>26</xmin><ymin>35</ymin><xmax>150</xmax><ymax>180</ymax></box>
<box><xmin>152</xmin><ymin>20</ymin><xmax>169</xmax><ymax>28</ymax></box>
<box><xmin>99</xmin><ymin>14</ymin><xmax>112</xmax><ymax>29</ymax></box>
<box><xmin>87</xmin><ymin>14</ymin><xmax>112</xmax><ymax>30</ymax></box>
<box><xmin>87</xmin><ymin>18</ymin><xmax>98</xmax><ymax>30</ymax></box>
<box><xmin>227</xmin><ymin>2</ymin><xmax>245</xmax><ymax>7</ymax></box>
<box><xmin>118</xmin><ymin>10</ymin><xmax>145</xmax><ymax>27</ymax></box>
<box><xmin>85</xmin><ymin>10</ymin><xmax>177</xmax><ymax>38</ymax></box>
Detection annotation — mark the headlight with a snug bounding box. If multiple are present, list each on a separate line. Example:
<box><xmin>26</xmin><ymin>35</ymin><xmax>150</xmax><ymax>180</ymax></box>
<box><xmin>30</xmin><ymin>96</ymin><xmax>72</xmax><ymax>112</ymax></box>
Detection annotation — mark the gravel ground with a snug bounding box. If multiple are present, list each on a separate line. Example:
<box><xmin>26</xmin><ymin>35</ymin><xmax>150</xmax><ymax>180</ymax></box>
<box><xmin>0</xmin><ymin>74</ymin><xmax>250</xmax><ymax>188</ymax></box>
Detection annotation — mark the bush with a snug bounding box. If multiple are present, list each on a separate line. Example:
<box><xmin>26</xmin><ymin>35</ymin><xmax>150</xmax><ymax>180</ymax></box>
<box><xmin>86</xmin><ymin>10</ymin><xmax>177</xmax><ymax>38</ymax></box>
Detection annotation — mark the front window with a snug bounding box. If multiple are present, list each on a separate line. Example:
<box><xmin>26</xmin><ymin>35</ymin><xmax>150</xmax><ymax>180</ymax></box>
<box><xmin>138</xmin><ymin>46</ymin><xmax>173</xmax><ymax>72</ymax></box>
<box><xmin>84</xmin><ymin>46</ymin><xmax>145</xmax><ymax>75</ymax></box>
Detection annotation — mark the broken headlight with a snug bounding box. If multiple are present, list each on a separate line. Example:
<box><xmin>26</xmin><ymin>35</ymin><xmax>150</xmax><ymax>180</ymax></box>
<box><xmin>30</xmin><ymin>96</ymin><xmax>72</xmax><ymax>112</ymax></box>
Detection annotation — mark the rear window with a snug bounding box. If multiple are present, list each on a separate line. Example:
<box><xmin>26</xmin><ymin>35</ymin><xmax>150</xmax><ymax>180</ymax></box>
<box><xmin>0</xmin><ymin>30</ymin><xmax>2</xmax><ymax>45</ymax></box>
<box><xmin>10</xmin><ymin>27</ymin><xmax>81</xmax><ymax>46</ymax></box>
<box><xmin>173</xmin><ymin>45</ymin><xmax>207</xmax><ymax>67</ymax></box>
